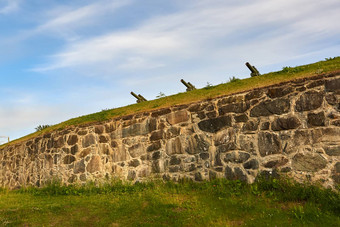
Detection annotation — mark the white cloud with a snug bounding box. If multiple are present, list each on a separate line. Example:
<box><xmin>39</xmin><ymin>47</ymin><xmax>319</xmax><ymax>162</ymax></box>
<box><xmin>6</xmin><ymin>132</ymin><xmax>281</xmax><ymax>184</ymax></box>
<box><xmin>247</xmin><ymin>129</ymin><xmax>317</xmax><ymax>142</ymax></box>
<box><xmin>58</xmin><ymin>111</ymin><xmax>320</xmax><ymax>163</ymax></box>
<box><xmin>31</xmin><ymin>0</ymin><xmax>340</xmax><ymax>75</ymax></box>
<box><xmin>0</xmin><ymin>0</ymin><xmax>19</xmax><ymax>14</ymax></box>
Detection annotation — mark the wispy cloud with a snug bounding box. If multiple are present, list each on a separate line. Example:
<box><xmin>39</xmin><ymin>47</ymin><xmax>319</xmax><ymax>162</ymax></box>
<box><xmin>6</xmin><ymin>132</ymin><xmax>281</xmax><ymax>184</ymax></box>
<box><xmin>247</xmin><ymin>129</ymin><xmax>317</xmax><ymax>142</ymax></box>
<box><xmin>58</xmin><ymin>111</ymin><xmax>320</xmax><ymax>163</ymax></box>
<box><xmin>31</xmin><ymin>0</ymin><xmax>340</xmax><ymax>76</ymax></box>
<box><xmin>0</xmin><ymin>0</ymin><xmax>19</xmax><ymax>14</ymax></box>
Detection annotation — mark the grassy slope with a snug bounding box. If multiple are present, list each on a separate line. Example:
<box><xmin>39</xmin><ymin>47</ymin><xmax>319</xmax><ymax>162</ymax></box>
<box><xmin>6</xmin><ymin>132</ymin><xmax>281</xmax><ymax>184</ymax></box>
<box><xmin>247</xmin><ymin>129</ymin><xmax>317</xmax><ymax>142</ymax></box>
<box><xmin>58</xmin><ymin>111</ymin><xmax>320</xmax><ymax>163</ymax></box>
<box><xmin>0</xmin><ymin>178</ymin><xmax>339</xmax><ymax>226</ymax></box>
<box><xmin>1</xmin><ymin>57</ymin><xmax>340</xmax><ymax>148</ymax></box>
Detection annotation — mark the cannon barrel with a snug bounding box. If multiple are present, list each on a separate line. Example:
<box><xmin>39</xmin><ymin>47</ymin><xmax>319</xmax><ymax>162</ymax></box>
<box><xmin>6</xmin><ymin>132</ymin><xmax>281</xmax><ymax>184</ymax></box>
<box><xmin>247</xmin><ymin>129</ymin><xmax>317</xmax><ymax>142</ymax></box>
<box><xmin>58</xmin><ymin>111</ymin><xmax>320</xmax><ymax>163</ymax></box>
<box><xmin>138</xmin><ymin>94</ymin><xmax>147</xmax><ymax>102</ymax></box>
<box><xmin>245</xmin><ymin>62</ymin><xmax>255</xmax><ymax>73</ymax></box>
<box><xmin>131</xmin><ymin>91</ymin><xmax>140</xmax><ymax>100</ymax></box>
<box><xmin>180</xmin><ymin>79</ymin><xmax>190</xmax><ymax>88</ymax></box>
<box><xmin>187</xmin><ymin>82</ymin><xmax>195</xmax><ymax>89</ymax></box>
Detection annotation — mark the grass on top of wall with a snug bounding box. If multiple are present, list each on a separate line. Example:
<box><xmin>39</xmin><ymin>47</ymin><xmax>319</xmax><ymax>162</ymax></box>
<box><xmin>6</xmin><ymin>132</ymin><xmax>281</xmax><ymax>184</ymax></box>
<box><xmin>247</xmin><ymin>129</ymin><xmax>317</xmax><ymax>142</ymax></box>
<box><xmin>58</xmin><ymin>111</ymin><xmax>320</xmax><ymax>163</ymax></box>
<box><xmin>0</xmin><ymin>177</ymin><xmax>339</xmax><ymax>226</ymax></box>
<box><xmin>1</xmin><ymin>56</ymin><xmax>340</xmax><ymax>148</ymax></box>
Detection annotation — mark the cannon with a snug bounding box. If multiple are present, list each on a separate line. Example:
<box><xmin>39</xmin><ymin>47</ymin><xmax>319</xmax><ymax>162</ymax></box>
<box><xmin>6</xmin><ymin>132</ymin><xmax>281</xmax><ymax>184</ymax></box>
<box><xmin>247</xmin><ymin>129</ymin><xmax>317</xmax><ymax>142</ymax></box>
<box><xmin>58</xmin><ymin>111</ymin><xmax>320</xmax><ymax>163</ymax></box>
<box><xmin>131</xmin><ymin>92</ymin><xmax>147</xmax><ymax>103</ymax></box>
<box><xmin>180</xmin><ymin>79</ymin><xmax>196</xmax><ymax>91</ymax></box>
<box><xmin>245</xmin><ymin>62</ymin><xmax>261</xmax><ymax>77</ymax></box>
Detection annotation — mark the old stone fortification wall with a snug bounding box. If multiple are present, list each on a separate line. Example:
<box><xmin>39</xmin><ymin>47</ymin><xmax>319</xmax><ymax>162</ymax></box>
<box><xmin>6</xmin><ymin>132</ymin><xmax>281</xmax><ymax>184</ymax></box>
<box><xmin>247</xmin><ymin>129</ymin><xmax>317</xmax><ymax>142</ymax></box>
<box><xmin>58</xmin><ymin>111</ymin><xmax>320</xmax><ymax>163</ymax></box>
<box><xmin>1</xmin><ymin>72</ymin><xmax>340</xmax><ymax>189</ymax></box>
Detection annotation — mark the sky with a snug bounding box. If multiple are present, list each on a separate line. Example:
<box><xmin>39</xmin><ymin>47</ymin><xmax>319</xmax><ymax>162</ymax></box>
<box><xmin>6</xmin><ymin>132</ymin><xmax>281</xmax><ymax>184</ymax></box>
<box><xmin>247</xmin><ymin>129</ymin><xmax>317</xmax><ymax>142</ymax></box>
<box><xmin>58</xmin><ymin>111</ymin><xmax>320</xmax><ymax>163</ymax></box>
<box><xmin>0</xmin><ymin>0</ymin><xmax>339</xmax><ymax>142</ymax></box>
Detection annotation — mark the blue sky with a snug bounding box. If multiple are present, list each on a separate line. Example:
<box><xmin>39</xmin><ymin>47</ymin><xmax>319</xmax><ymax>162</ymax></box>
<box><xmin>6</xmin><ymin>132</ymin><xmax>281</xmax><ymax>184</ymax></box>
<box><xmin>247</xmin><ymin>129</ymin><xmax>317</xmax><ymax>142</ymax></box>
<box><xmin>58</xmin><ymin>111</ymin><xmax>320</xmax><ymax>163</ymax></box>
<box><xmin>0</xmin><ymin>0</ymin><xmax>339</xmax><ymax>142</ymax></box>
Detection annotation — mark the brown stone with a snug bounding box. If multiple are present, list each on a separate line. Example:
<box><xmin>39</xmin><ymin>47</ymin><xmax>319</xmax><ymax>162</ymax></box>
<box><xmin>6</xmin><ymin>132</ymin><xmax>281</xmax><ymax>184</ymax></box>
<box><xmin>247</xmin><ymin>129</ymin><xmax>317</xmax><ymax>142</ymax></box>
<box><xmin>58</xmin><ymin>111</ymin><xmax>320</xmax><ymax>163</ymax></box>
<box><xmin>218</xmin><ymin>102</ymin><xmax>250</xmax><ymax>115</ymax></box>
<box><xmin>128</xmin><ymin>159</ymin><xmax>140</xmax><ymax>167</ymax></box>
<box><xmin>325</xmin><ymin>78</ymin><xmax>340</xmax><ymax>92</ymax></box>
<box><xmin>325</xmin><ymin>94</ymin><xmax>337</xmax><ymax>105</ymax></box>
<box><xmin>307</xmin><ymin>112</ymin><xmax>325</xmax><ymax>127</ymax></box>
<box><xmin>151</xmin><ymin>108</ymin><xmax>171</xmax><ymax>117</ymax></box>
<box><xmin>185</xmin><ymin>134</ymin><xmax>210</xmax><ymax>154</ymax></box>
<box><xmin>234</xmin><ymin>114</ymin><xmax>248</xmax><ymax>123</ymax></box>
<box><xmin>263</xmin><ymin>158</ymin><xmax>288</xmax><ymax>168</ymax></box>
<box><xmin>267</xmin><ymin>86</ymin><xmax>294</xmax><ymax>98</ymax></box>
<box><xmin>169</xmin><ymin>156</ymin><xmax>181</xmax><ymax>165</ymax></box>
<box><xmin>112</xmin><ymin>145</ymin><xmax>128</xmax><ymax>162</ymax></box>
<box><xmin>53</xmin><ymin>137</ymin><xmax>65</xmax><ymax>148</ymax></box>
<box><xmin>323</xmin><ymin>145</ymin><xmax>340</xmax><ymax>156</ymax></box>
<box><xmin>165</xmin><ymin>137</ymin><xmax>183</xmax><ymax>155</ymax></box>
<box><xmin>292</xmin><ymin>153</ymin><xmax>327</xmax><ymax>172</ymax></box>
<box><xmin>67</xmin><ymin>135</ymin><xmax>78</xmax><ymax>146</ymax></box>
<box><xmin>82</xmin><ymin>134</ymin><xmax>96</xmax><ymax>148</ymax></box>
<box><xmin>150</xmin><ymin>130</ymin><xmax>163</xmax><ymax>141</ymax></box>
<box><xmin>242</xmin><ymin>120</ymin><xmax>258</xmax><ymax>132</ymax></box>
<box><xmin>128</xmin><ymin>144</ymin><xmax>145</xmax><ymax>158</ymax></box>
<box><xmin>147</xmin><ymin>141</ymin><xmax>162</xmax><ymax>152</ymax></box>
<box><xmin>166</xmin><ymin>110</ymin><xmax>189</xmax><ymax>125</ymax></box>
<box><xmin>258</xmin><ymin>132</ymin><xmax>281</xmax><ymax>157</ymax></box>
<box><xmin>295</xmin><ymin>91</ymin><xmax>323</xmax><ymax>112</ymax></box>
<box><xmin>198</xmin><ymin>116</ymin><xmax>232</xmax><ymax>133</ymax></box>
<box><xmin>243</xmin><ymin>159</ymin><xmax>259</xmax><ymax>170</ymax></box>
<box><xmin>250</xmin><ymin>98</ymin><xmax>290</xmax><ymax>117</ymax></box>
<box><xmin>74</xmin><ymin>159</ymin><xmax>85</xmax><ymax>174</ymax></box>
<box><xmin>86</xmin><ymin>156</ymin><xmax>102</xmax><ymax>173</ymax></box>
<box><xmin>94</xmin><ymin>125</ymin><xmax>104</xmax><ymax>134</ymax></box>
<box><xmin>99</xmin><ymin>135</ymin><xmax>109</xmax><ymax>143</ymax></box>
<box><xmin>63</xmin><ymin>155</ymin><xmax>76</xmax><ymax>164</ymax></box>
<box><xmin>271</xmin><ymin>116</ymin><xmax>301</xmax><ymax>131</ymax></box>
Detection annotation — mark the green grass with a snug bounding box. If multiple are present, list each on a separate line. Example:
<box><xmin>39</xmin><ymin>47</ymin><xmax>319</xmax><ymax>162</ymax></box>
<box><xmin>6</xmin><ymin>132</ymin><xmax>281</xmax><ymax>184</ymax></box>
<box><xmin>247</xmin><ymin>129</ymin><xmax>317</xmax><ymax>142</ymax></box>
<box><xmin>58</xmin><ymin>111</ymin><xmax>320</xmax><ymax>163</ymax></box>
<box><xmin>1</xmin><ymin>56</ymin><xmax>340</xmax><ymax>148</ymax></box>
<box><xmin>0</xmin><ymin>178</ymin><xmax>339</xmax><ymax>226</ymax></box>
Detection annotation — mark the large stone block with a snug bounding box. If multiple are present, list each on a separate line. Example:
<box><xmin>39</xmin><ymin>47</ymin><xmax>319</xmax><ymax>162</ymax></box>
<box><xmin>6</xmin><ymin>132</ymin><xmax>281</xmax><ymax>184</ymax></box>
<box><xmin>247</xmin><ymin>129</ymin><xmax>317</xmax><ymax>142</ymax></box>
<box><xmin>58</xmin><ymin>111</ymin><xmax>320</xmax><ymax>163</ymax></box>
<box><xmin>198</xmin><ymin>116</ymin><xmax>232</xmax><ymax>133</ymax></box>
<box><xmin>185</xmin><ymin>134</ymin><xmax>210</xmax><ymax>154</ymax></box>
<box><xmin>292</xmin><ymin>153</ymin><xmax>327</xmax><ymax>172</ymax></box>
<box><xmin>325</xmin><ymin>78</ymin><xmax>340</xmax><ymax>92</ymax></box>
<box><xmin>218</xmin><ymin>102</ymin><xmax>250</xmax><ymax>115</ymax></box>
<box><xmin>86</xmin><ymin>156</ymin><xmax>102</xmax><ymax>173</ymax></box>
<box><xmin>307</xmin><ymin>112</ymin><xmax>325</xmax><ymax>127</ymax></box>
<box><xmin>295</xmin><ymin>91</ymin><xmax>323</xmax><ymax>112</ymax></box>
<box><xmin>165</xmin><ymin>137</ymin><xmax>183</xmax><ymax>155</ymax></box>
<box><xmin>258</xmin><ymin>132</ymin><xmax>281</xmax><ymax>157</ymax></box>
<box><xmin>67</xmin><ymin>135</ymin><xmax>78</xmax><ymax>146</ymax></box>
<box><xmin>267</xmin><ymin>86</ymin><xmax>294</xmax><ymax>98</ymax></box>
<box><xmin>166</xmin><ymin>110</ymin><xmax>189</xmax><ymax>125</ymax></box>
<box><xmin>271</xmin><ymin>116</ymin><xmax>301</xmax><ymax>131</ymax></box>
<box><xmin>128</xmin><ymin>144</ymin><xmax>146</xmax><ymax>158</ymax></box>
<box><xmin>250</xmin><ymin>98</ymin><xmax>290</xmax><ymax>117</ymax></box>
<box><xmin>82</xmin><ymin>134</ymin><xmax>96</xmax><ymax>148</ymax></box>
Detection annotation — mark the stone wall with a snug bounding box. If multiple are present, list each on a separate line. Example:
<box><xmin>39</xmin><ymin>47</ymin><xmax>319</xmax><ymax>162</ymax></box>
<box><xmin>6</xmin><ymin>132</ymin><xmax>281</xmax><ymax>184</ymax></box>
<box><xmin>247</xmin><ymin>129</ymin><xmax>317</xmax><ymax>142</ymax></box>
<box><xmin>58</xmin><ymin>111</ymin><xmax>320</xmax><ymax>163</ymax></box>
<box><xmin>1</xmin><ymin>72</ymin><xmax>340</xmax><ymax>189</ymax></box>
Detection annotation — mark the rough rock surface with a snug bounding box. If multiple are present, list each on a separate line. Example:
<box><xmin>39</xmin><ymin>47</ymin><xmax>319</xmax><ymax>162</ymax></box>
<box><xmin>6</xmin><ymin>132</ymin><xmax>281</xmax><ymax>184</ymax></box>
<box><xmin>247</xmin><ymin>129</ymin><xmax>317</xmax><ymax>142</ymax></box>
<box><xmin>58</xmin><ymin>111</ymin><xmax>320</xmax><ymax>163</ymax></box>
<box><xmin>0</xmin><ymin>72</ymin><xmax>339</xmax><ymax>189</ymax></box>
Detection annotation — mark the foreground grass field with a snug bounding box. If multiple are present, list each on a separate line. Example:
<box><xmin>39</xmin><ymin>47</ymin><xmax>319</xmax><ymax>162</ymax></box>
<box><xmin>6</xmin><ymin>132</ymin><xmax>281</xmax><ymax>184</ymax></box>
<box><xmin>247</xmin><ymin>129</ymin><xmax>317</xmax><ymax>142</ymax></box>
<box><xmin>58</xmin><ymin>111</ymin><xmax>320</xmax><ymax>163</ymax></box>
<box><xmin>0</xmin><ymin>178</ymin><xmax>339</xmax><ymax>226</ymax></box>
<box><xmin>1</xmin><ymin>56</ymin><xmax>339</xmax><ymax>148</ymax></box>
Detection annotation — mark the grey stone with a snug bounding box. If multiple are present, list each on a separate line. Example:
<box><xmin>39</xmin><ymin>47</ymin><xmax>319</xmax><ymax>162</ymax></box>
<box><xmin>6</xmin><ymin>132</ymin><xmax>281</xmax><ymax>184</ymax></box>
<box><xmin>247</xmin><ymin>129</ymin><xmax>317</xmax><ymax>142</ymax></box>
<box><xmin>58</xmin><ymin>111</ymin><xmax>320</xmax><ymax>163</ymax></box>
<box><xmin>99</xmin><ymin>135</ymin><xmax>109</xmax><ymax>143</ymax></box>
<box><xmin>127</xmin><ymin>170</ymin><xmax>136</xmax><ymax>180</ymax></box>
<box><xmin>234</xmin><ymin>114</ymin><xmax>248</xmax><ymax>123</ymax></box>
<box><xmin>250</xmin><ymin>98</ymin><xmax>290</xmax><ymax>117</ymax></box>
<box><xmin>152</xmin><ymin>151</ymin><xmax>161</xmax><ymax>160</ymax></box>
<box><xmin>325</xmin><ymin>94</ymin><xmax>337</xmax><ymax>105</ymax></box>
<box><xmin>324</xmin><ymin>145</ymin><xmax>340</xmax><ymax>156</ymax></box>
<box><xmin>218</xmin><ymin>102</ymin><xmax>250</xmax><ymax>114</ymax></box>
<box><xmin>166</xmin><ymin>110</ymin><xmax>189</xmax><ymax>125</ymax></box>
<box><xmin>128</xmin><ymin>143</ymin><xmax>145</xmax><ymax>158</ymax></box>
<box><xmin>217</xmin><ymin>143</ymin><xmax>237</xmax><ymax>153</ymax></box>
<box><xmin>271</xmin><ymin>116</ymin><xmax>301</xmax><ymax>131</ymax></box>
<box><xmin>195</xmin><ymin>172</ymin><xmax>203</xmax><ymax>181</ymax></box>
<box><xmin>292</xmin><ymin>153</ymin><xmax>327</xmax><ymax>172</ymax></box>
<box><xmin>170</xmin><ymin>156</ymin><xmax>181</xmax><ymax>165</ymax></box>
<box><xmin>186</xmin><ymin>134</ymin><xmax>210</xmax><ymax>154</ymax></box>
<box><xmin>199</xmin><ymin>152</ymin><xmax>209</xmax><ymax>160</ymax></box>
<box><xmin>86</xmin><ymin>156</ymin><xmax>102</xmax><ymax>173</ymax></box>
<box><xmin>225</xmin><ymin>166</ymin><xmax>233</xmax><ymax>180</ymax></box>
<box><xmin>128</xmin><ymin>159</ymin><xmax>140</xmax><ymax>167</ymax></box>
<box><xmin>263</xmin><ymin>158</ymin><xmax>288</xmax><ymax>168</ymax></box>
<box><xmin>74</xmin><ymin>159</ymin><xmax>85</xmax><ymax>174</ymax></box>
<box><xmin>258</xmin><ymin>132</ymin><xmax>281</xmax><ymax>157</ymax></box>
<box><xmin>260</xmin><ymin>122</ymin><xmax>270</xmax><ymax>130</ymax></box>
<box><xmin>147</xmin><ymin>141</ymin><xmax>161</xmax><ymax>152</ymax></box>
<box><xmin>166</xmin><ymin>137</ymin><xmax>183</xmax><ymax>155</ymax></box>
<box><xmin>242</xmin><ymin>120</ymin><xmax>258</xmax><ymax>132</ymax></box>
<box><xmin>243</xmin><ymin>159</ymin><xmax>259</xmax><ymax>170</ymax></box>
<box><xmin>70</xmin><ymin>145</ymin><xmax>78</xmax><ymax>155</ymax></box>
<box><xmin>307</xmin><ymin>112</ymin><xmax>325</xmax><ymax>127</ymax></box>
<box><xmin>198</xmin><ymin>116</ymin><xmax>232</xmax><ymax>133</ymax></box>
<box><xmin>63</xmin><ymin>155</ymin><xmax>76</xmax><ymax>164</ymax></box>
<box><xmin>209</xmin><ymin>170</ymin><xmax>217</xmax><ymax>180</ymax></box>
<box><xmin>94</xmin><ymin>125</ymin><xmax>105</xmax><ymax>134</ymax></box>
<box><xmin>334</xmin><ymin>162</ymin><xmax>340</xmax><ymax>173</ymax></box>
<box><xmin>224</xmin><ymin>151</ymin><xmax>250</xmax><ymax>163</ymax></box>
<box><xmin>150</xmin><ymin>130</ymin><xmax>163</xmax><ymax>141</ymax></box>
<box><xmin>82</xmin><ymin>134</ymin><xmax>96</xmax><ymax>148</ymax></box>
<box><xmin>267</xmin><ymin>86</ymin><xmax>294</xmax><ymax>98</ymax></box>
<box><xmin>295</xmin><ymin>91</ymin><xmax>323</xmax><ymax>112</ymax></box>
<box><xmin>325</xmin><ymin>78</ymin><xmax>340</xmax><ymax>92</ymax></box>
<box><xmin>151</xmin><ymin>108</ymin><xmax>171</xmax><ymax>117</ymax></box>
<box><xmin>169</xmin><ymin>166</ymin><xmax>180</xmax><ymax>173</ymax></box>
<box><xmin>234</xmin><ymin>167</ymin><xmax>248</xmax><ymax>182</ymax></box>
<box><xmin>53</xmin><ymin>137</ymin><xmax>65</xmax><ymax>148</ymax></box>
<box><xmin>67</xmin><ymin>135</ymin><xmax>78</xmax><ymax>146</ymax></box>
